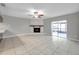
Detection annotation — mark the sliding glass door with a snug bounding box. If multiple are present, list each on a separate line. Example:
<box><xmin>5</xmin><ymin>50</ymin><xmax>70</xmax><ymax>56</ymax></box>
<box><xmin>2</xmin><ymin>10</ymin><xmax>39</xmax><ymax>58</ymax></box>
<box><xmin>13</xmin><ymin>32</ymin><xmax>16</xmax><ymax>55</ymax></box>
<box><xmin>51</xmin><ymin>20</ymin><xmax>67</xmax><ymax>38</ymax></box>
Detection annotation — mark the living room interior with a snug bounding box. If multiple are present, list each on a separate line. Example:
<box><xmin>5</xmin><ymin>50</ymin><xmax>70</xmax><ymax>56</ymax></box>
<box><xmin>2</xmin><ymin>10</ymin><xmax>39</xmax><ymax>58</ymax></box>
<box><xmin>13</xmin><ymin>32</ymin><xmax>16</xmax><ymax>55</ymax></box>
<box><xmin>0</xmin><ymin>3</ymin><xmax>79</xmax><ymax>55</ymax></box>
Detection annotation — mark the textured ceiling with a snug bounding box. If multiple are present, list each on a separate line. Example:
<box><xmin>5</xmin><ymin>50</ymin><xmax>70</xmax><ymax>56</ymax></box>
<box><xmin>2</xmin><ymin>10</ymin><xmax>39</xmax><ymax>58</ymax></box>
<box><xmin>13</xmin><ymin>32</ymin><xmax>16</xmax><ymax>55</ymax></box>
<box><xmin>0</xmin><ymin>3</ymin><xmax>79</xmax><ymax>19</ymax></box>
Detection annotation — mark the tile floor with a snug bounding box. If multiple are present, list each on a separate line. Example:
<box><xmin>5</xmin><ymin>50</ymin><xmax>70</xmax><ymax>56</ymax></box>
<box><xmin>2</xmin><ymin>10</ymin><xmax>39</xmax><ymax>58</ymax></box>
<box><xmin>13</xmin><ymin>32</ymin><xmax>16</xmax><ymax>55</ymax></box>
<box><xmin>0</xmin><ymin>35</ymin><xmax>79</xmax><ymax>55</ymax></box>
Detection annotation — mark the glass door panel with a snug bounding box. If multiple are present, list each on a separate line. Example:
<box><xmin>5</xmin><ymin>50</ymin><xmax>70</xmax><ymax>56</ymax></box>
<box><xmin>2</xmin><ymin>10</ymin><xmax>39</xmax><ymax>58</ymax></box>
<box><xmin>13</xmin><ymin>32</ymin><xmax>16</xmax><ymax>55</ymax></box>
<box><xmin>51</xmin><ymin>20</ymin><xmax>67</xmax><ymax>39</ymax></box>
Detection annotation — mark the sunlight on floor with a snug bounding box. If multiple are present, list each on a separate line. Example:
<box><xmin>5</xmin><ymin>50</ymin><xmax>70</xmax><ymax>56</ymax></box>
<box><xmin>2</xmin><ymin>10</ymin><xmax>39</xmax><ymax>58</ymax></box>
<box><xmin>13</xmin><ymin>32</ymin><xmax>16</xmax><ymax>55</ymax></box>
<box><xmin>0</xmin><ymin>35</ymin><xmax>79</xmax><ymax>55</ymax></box>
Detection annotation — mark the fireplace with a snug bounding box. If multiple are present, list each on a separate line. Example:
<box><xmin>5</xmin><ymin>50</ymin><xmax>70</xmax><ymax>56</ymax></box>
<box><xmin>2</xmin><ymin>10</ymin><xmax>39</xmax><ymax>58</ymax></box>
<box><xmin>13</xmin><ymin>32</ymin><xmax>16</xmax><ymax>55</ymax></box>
<box><xmin>34</xmin><ymin>28</ymin><xmax>40</xmax><ymax>33</ymax></box>
<box><xmin>30</xmin><ymin>25</ymin><xmax>44</xmax><ymax>33</ymax></box>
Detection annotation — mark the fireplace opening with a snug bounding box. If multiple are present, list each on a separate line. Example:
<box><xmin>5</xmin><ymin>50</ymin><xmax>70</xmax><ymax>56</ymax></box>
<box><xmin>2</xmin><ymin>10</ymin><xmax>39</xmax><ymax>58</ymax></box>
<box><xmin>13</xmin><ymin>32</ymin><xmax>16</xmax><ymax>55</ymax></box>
<box><xmin>34</xmin><ymin>28</ymin><xmax>40</xmax><ymax>33</ymax></box>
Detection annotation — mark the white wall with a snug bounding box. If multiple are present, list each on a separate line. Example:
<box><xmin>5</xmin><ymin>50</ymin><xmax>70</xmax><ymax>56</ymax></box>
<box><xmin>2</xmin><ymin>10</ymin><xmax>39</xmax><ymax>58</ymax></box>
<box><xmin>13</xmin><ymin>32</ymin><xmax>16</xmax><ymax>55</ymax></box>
<box><xmin>30</xmin><ymin>19</ymin><xmax>43</xmax><ymax>25</ymax></box>
<box><xmin>44</xmin><ymin>12</ymin><xmax>79</xmax><ymax>40</ymax></box>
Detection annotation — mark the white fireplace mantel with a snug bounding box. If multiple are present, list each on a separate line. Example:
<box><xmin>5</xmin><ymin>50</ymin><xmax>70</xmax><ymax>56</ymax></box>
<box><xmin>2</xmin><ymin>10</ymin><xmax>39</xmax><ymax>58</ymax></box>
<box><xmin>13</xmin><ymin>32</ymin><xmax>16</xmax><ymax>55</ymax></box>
<box><xmin>30</xmin><ymin>19</ymin><xmax>44</xmax><ymax>33</ymax></box>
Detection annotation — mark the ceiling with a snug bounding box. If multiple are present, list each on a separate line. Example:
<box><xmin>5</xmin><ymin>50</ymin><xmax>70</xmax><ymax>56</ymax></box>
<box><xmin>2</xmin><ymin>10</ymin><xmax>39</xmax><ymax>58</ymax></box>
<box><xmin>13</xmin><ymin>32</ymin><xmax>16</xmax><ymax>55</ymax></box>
<box><xmin>0</xmin><ymin>3</ymin><xmax>79</xmax><ymax>19</ymax></box>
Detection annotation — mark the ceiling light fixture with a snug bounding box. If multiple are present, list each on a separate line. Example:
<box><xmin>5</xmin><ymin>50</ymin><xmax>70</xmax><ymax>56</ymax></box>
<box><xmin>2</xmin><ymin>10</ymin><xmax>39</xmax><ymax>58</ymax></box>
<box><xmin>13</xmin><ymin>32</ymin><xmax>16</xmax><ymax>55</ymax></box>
<box><xmin>33</xmin><ymin>10</ymin><xmax>44</xmax><ymax>18</ymax></box>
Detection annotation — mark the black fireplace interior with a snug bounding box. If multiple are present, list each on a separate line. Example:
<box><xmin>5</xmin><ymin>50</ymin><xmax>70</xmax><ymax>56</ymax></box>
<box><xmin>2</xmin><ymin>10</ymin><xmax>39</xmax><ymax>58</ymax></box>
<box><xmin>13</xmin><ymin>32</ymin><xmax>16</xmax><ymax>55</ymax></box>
<box><xmin>34</xmin><ymin>28</ymin><xmax>40</xmax><ymax>33</ymax></box>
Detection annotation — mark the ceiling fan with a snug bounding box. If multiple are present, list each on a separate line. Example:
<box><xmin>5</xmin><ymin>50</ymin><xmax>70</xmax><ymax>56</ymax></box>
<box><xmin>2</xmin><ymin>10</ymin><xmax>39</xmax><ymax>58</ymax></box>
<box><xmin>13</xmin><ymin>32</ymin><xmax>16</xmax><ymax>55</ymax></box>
<box><xmin>27</xmin><ymin>9</ymin><xmax>44</xmax><ymax>18</ymax></box>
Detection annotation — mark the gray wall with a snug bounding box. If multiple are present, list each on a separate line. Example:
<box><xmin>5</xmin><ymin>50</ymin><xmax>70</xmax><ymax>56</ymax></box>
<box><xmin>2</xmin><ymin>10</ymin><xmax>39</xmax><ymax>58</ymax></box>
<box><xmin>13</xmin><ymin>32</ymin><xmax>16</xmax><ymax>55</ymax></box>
<box><xmin>3</xmin><ymin>16</ymin><xmax>31</xmax><ymax>37</ymax></box>
<box><xmin>44</xmin><ymin>12</ymin><xmax>79</xmax><ymax>40</ymax></box>
<box><xmin>2</xmin><ymin>15</ymin><xmax>44</xmax><ymax>38</ymax></box>
<box><xmin>2</xmin><ymin>12</ymin><xmax>79</xmax><ymax>40</ymax></box>
<box><xmin>77</xmin><ymin>13</ymin><xmax>79</xmax><ymax>40</ymax></box>
<box><xmin>0</xmin><ymin>16</ymin><xmax>3</xmax><ymax>22</ymax></box>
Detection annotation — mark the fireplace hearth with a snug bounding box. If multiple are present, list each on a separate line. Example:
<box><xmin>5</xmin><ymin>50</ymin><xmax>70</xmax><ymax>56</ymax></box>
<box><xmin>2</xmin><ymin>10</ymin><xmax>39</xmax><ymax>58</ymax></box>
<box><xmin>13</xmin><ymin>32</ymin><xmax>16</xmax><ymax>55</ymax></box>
<box><xmin>34</xmin><ymin>28</ymin><xmax>40</xmax><ymax>33</ymax></box>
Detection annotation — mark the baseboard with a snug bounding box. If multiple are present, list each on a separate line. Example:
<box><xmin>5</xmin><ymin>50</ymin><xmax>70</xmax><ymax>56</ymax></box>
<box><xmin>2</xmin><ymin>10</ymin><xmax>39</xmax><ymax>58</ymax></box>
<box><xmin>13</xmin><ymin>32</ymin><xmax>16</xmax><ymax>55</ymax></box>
<box><xmin>68</xmin><ymin>37</ymin><xmax>79</xmax><ymax>42</ymax></box>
